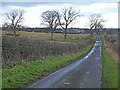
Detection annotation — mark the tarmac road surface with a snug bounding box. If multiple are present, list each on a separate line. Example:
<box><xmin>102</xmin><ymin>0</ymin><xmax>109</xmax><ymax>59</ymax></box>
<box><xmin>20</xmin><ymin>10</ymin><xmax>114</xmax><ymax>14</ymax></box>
<box><xmin>29</xmin><ymin>34</ymin><xmax>102</xmax><ymax>88</ymax></box>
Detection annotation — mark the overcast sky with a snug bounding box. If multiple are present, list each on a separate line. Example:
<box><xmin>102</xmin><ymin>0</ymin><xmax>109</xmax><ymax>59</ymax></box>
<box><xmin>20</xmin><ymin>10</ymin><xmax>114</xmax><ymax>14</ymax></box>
<box><xmin>1</xmin><ymin>0</ymin><xmax>118</xmax><ymax>28</ymax></box>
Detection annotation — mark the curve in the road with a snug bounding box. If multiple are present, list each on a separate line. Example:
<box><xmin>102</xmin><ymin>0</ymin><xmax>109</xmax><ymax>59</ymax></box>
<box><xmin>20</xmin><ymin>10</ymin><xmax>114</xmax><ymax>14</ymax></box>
<box><xmin>28</xmin><ymin>35</ymin><xmax>102</xmax><ymax>88</ymax></box>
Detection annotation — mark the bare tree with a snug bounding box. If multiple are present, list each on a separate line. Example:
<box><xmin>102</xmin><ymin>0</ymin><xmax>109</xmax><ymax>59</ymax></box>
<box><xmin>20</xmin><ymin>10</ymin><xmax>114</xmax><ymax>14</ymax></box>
<box><xmin>88</xmin><ymin>14</ymin><xmax>105</xmax><ymax>30</ymax></box>
<box><xmin>58</xmin><ymin>7</ymin><xmax>80</xmax><ymax>40</ymax></box>
<box><xmin>41</xmin><ymin>10</ymin><xmax>59</xmax><ymax>40</ymax></box>
<box><xmin>4</xmin><ymin>9</ymin><xmax>24</xmax><ymax>35</ymax></box>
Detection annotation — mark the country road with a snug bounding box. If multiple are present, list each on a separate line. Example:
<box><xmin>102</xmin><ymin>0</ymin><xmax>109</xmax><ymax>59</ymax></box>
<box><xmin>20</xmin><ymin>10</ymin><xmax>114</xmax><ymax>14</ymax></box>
<box><xmin>29</xmin><ymin>34</ymin><xmax>102</xmax><ymax>88</ymax></box>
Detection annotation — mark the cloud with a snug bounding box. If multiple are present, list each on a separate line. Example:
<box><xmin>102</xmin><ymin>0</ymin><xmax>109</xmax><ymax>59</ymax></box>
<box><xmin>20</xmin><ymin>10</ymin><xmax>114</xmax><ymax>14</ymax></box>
<box><xmin>79</xmin><ymin>3</ymin><xmax>117</xmax><ymax>14</ymax></box>
<box><xmin>103</xmin><ymin>13</ymin><xmax>118</xmax><ymax>28</ymax></box>
<box><xmin>9</xmin><ymin>4</ymin><xmax>74</xmax><ymax>27</ymax></box>
<box><xmin>68</xmin><ymin>16</ymin><xmax>89</xmax><ymax>28</ymax></box>
<box><xmin>1</xmin><ymin>2</ymin><xmax>118</xmax><ymax>28</ymax></box>
<box><xmin>2</xmin><ymin>0</ymin><xmax>119</xmax><ymax>2</ymax></box>
<box><xmin>23</xmin><ymin>5</ymin><xmax>60</xmax><ymax>27</ymax></box>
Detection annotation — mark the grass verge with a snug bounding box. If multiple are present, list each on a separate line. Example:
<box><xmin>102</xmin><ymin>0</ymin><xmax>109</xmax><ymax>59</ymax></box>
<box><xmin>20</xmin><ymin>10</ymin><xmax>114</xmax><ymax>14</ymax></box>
<box><xmin>102</xmin><ymin>38</ymin><xmax>118</xmax><ymax>88</ymax></box>
<box><xmin>2</xmin><ymin>42</ymin><xmax>94</xmax><ymax>88</ymax></box>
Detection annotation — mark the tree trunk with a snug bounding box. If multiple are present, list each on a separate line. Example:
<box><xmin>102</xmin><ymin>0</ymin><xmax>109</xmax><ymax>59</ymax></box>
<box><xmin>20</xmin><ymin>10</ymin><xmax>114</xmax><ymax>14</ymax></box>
<box><xmin>13</xmin><ymin>27</ymin><xmax>16</xmax><ymax>36</ymax></box>
<box><xmin>13</xmin><ymin>31</ymin><xmax>16</xmax><ymax>35</ymax></box>
<box><xmin>64</xmin><ymin>25</ymin><xmax>67</xmax><ymax>40</ymax></box>
<box><xmin>51</xmin><ymin>32</ymin><xmax>53</xmax><ymax>40</ymax></box>
<box><xmin>64</xmin><ymin>32</ymin><xmax>67</xmax><ymax>40</ymax></box>
<box><xmin>50</xmin><ymin>28</ymin><xmax>54</xmax><ymax>40</ymax></box>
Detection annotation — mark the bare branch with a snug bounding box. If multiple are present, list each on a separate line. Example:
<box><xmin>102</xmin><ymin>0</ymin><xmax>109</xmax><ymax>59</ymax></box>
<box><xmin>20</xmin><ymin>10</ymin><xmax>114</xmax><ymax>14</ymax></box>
<box><xmin>4</xmin><ymin>9</ymin><xmax>24</xmax><ymax>28</ymax></box>
<box><xmin>61</xmin><ymin>7</ymin><xmax>80</xmax><ymax>28</ymax></box>
<box><xmin>41</xmin><ymin>10</ymin><xmax>60</xmax><ymax>39</ymax></box>
<box><xmin>60</xmin><ymin>7</ymin><xmax>81</xmax><ymax>40</ymax></box>
<box><xmin>88</xmin><ymin>14</ymin><xmax>106</xmax><ymax>30</ymax></box>
<box><xmin>4</xmin><ymin>9</ymin><xmax>24</xmax><ymax>34</ymax></box>
<box><xmin>41</xmin><ymin>10</ymin><xmax>59</xmax><ymax>29</ymax></box>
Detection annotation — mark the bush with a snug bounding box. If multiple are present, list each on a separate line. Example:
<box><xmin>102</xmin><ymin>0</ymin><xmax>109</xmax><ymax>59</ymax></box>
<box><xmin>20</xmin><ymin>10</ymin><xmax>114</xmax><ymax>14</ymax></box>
<box><xmin>2</xmin><ymin>35</ymin><xmax>94</xmax><ymax>68</ymax></box>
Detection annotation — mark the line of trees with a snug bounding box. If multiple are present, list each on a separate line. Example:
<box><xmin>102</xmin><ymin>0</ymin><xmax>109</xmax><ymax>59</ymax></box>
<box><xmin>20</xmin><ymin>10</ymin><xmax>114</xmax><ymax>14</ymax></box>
<box><xmin>41</xmin><ymin>7</ymin><xmax>81</xmax><ymax>40</ymax></box>
<box><xmin>3</xmin><ymin>7</ymin><xmax>105</xmax><ymax>40</ymax></box>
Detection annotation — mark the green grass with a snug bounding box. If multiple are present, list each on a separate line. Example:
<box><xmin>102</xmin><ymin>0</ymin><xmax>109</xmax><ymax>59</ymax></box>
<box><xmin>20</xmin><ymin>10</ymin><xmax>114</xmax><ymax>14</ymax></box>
<box><xmin>102</xmin><ymin>37</ymin><xmax>118</xmax><ymax>88</ymax></box>
<box><xmin>0</xmin><ymin>68</ymin><xmax>2</xmax><ymax>90</ymax></box>
<box><xmin>3</xmin><ymin>31</ymin><xmax>90</xmax><ymax>43</ymax></box>
<box><xmin>2</xmin><ymin>42</ymin><xmax>94</xmax><ymax>88</ymax></box>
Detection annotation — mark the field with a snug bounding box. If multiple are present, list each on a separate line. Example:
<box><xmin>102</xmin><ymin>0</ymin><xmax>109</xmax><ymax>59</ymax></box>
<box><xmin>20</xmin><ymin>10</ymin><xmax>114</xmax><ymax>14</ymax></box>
<box><xmin>2</xmin><ymin>30</ymin><xmax>119</xmax><ymax>88</ymax></box>
<box><xmin>3</xmin><ymin>31</ymin><xmax>90</xmax><ymax>43</ymax></box>
<box><xmin>2</xmin><ymin>31</ymin><xmax>95</xmax><ymax>68</ymax></box>
<box><xmin>2</xmin><ymin>30</ymin><xmax>96</xmax><ymax>88</ymax></box>
<box><xmin>2</xmin><ymin>30</ymin><xmax>119</xmax><ymax>89</ymax></box>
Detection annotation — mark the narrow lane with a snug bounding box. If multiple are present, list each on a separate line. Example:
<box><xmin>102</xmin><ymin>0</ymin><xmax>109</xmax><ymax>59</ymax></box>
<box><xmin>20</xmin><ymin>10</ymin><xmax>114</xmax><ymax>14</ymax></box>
<box><xmin>29</xmin><ymin>35</ymin><xmax>102</xmax><ymax>88</ymax></box>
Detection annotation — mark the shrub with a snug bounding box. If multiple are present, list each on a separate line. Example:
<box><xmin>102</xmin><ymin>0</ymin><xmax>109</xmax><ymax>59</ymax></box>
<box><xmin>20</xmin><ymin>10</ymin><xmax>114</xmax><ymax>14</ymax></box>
<box><xmin>2</xmin><ymin>34</ymin><xmax>95</xmax><ymax>68</ymax></box>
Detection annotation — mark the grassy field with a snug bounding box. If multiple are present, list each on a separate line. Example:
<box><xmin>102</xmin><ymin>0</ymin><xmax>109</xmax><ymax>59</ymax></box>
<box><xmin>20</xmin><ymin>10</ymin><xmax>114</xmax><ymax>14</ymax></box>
<box><xmin>3</xmin><ymin>31</ymin><xmax>90</xmax><ymax>43</ymax></box>
<box><xmin>3</xmin><ymin>33</ymin><xmax>95</xmax><ymax>68</ymax></box>
<box><xmin>2</xmin><ymin>30</ymin><xmax>96</xmax><ymax>88</ymax></box>
<box><xmin>2</xmin><ymin>42</ymin><xmax>94</xmax><ymax>88</ymax></box>
<box><xmin>102</xmin><ymin>36</ymin><xmax>118</xmax><ymax>88</ymax></box>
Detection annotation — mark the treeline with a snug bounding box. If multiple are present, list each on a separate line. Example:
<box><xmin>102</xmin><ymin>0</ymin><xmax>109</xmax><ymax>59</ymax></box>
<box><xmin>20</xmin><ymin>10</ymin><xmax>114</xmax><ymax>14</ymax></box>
<box><xmin>3</xmin><ymin>7</ymin><xmax>106</xmax><ymax>40</ymax></box>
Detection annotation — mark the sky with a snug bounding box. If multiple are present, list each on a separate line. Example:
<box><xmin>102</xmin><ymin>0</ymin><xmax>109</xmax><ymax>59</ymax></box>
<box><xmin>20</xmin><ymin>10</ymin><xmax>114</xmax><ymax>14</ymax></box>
<box><xmin>0</xmin><ymin>0</ymin><xmax>119</xmax><ymax>28</ymax></box>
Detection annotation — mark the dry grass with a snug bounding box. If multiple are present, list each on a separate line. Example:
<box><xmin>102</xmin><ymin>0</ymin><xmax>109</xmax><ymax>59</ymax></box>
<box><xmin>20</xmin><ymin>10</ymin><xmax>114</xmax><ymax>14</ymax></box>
<box><xmin>106</xmin><ymin>42</ymin><xmax>119</xmax><ymax>64</ymax></box>
<box><xmin>2</xmin><ymin>31</ymin><xmax>90</xmax><ymax>43</ymax></box>
<box><xmin>104</xmin><ymin>33</ymin><xmax>119</xmax><ymax>65</ymax></box>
